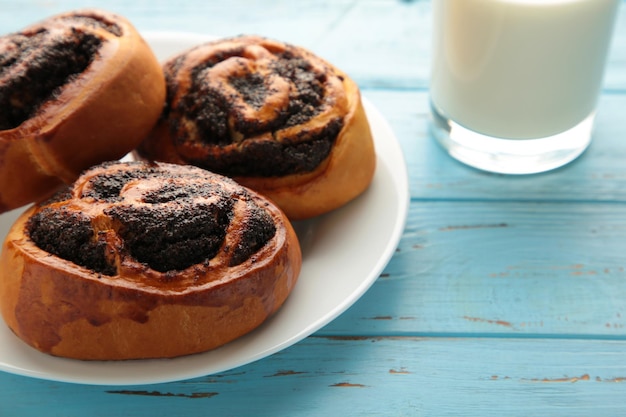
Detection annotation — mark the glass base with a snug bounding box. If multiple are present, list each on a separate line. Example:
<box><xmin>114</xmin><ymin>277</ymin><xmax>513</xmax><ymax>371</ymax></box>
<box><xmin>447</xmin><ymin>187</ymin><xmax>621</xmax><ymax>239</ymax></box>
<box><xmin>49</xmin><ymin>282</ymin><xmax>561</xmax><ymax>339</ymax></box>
<box><xmin>429</xmin><ymin>101</ymin><xmax>594</xmax><ymax>175</ymax></box>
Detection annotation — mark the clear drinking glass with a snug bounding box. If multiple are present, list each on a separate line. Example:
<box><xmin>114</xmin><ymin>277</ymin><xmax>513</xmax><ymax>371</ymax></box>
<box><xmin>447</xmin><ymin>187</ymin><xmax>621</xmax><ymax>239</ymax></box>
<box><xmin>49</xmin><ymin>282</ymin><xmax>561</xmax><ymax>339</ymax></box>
<box><xmin>429</xmin><ymin>0</ymin><xmax>621</xmax><ymax>174</ymax></box>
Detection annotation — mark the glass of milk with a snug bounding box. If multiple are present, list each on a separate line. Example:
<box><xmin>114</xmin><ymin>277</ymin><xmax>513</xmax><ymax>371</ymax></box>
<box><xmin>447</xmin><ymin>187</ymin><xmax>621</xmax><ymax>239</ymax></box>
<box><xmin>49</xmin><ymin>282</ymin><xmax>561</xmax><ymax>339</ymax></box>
<box><xmin>429</xmin><ymin>0</ymin><xmax>621</xmax><ymax>174</ymax></box>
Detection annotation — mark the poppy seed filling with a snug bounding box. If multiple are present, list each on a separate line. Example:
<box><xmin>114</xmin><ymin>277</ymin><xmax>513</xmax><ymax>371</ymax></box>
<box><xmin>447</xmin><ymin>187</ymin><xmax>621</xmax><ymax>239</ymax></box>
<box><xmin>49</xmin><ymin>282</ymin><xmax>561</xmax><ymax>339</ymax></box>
<box><xmin>27</xmin><ymin>207</ymin><xmax>116</xmax><ymax>276</ymax></box>
<box><xmin>26</xmin><ymin>162</ymin><xmax>277</xmax><ymax>275</ymax></box>
<box><xmin>165</xmin><ymin>42</ymin><xmax>345</xmax><ymax>177</ymax></box>
<box><xmin>0</xmin><ymin>27</ymin><xmax>102</xmax><ymax>130</ymax></box>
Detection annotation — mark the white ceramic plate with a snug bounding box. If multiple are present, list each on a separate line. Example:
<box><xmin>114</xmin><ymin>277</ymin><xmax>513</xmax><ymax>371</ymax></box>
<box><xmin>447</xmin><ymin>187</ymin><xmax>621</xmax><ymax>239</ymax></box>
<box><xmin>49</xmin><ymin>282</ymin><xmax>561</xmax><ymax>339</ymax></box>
<box><xmin>0</xmin><ymin>32</ymin><xmax>409</xmax><ymax>386</ymax></box>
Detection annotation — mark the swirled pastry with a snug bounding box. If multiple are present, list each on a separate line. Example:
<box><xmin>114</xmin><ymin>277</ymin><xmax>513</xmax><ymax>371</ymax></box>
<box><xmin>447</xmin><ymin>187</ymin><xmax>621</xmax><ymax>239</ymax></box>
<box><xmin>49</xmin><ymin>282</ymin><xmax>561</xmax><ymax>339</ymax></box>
<box><xmin>0</xmin><ymin>161</ymin><xmax>301</xmax><ymax>360</ymax></box>
<box><xmin>137</xmin><ymin>35</ymin><xmax>376</xmax><ymax>220</ymax></box>
<box><xmin>0</xmin><ymin>10</ymin><xmax>166</xmax><ymax>214</ymax></box>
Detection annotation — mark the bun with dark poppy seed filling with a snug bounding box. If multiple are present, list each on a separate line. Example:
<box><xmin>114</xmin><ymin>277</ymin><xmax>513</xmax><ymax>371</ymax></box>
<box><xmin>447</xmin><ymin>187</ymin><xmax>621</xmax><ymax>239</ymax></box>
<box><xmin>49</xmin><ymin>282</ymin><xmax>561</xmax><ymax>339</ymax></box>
<box><xmin>0</xmin><ymin>161</ymin><xmax>301</xmax><ymax>360</ymax></box>
<box><xmin>0</xmin><ymin>9</ymin><xmax>165</xmax><ymax>213</ymax></box>
<box><xmin>137</xmin><ymin>35</ymin><xmax>375</xmax><ymax>220</ymax></box>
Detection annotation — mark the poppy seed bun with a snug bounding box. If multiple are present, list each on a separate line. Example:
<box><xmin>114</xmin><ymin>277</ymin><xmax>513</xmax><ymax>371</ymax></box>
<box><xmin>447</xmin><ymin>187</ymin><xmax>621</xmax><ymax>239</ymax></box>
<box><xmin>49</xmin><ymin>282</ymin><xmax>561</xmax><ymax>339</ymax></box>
<box><xmin>0</xmin><ymin>161</ymin><xmax>301</xmax><ymax>360</ymax></box>
<box><xmin>137</xmin><ymin>35</ymin><xmax>375</xmax><ymax>220</ymax></box>
<box><xmin>0</xmin><ymin>9</ymin><xmax>166</xmax><ymax>213</ymax></box>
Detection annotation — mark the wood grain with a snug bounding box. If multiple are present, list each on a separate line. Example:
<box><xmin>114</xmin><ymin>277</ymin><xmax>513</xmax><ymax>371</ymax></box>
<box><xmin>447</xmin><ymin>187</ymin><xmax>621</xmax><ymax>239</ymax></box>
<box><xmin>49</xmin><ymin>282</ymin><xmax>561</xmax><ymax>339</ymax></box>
<box><xmin>2</xmin><ymin>337</ymin><xmax>626</xmax><ymax>417</ymax></box>
<box><xmin>322</xmin><ymin>200</ymin><xmax>626</xmax><ymax>337</ymax></box>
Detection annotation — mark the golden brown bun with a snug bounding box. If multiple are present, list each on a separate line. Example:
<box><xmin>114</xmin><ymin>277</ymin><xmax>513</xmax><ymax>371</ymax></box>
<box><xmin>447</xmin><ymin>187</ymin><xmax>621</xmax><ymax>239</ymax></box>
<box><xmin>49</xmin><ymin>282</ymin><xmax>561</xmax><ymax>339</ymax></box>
<box><xmin>137</xmin><ymin>35</ymin><xmax>376</xmax><ymax>220</ymax></box>
<box><xmin>0</xmin><ymin>161</ymin><xmax>301</xmax><ymax>360</ymax></box>
<box><xmin>0</xmin><ymin>9</ymin><xmax>166</xmax><ymax>214</ymax></box>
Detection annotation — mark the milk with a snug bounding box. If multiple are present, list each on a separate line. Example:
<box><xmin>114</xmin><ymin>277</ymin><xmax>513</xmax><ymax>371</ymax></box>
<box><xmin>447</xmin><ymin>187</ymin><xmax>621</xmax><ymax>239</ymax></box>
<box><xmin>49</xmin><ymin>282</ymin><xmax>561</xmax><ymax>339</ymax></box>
<box><xmin>430</xmin><ymin>0</ymin><xmax>620</xmax><ymax>140</ymax></box>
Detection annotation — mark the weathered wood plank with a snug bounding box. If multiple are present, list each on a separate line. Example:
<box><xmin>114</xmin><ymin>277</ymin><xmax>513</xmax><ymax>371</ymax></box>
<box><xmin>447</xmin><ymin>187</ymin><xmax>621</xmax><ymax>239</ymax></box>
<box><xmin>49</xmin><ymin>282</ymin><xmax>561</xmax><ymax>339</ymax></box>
<box><xmin>321</xmin><ymin>200</ymin><xmax>626</xmax><ymax>337</ymax></box>
<box><xmin>1</xmin><ymin>336</ymin><xmax>626</xmax><ymax>417</ymax></box>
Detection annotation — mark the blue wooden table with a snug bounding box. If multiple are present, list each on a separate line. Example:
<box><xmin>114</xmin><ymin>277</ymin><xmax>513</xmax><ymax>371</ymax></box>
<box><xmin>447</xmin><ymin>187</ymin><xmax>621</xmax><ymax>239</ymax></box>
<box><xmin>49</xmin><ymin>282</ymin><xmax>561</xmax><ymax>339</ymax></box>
<box><xmin>2</xmin><ymin>1</ymin><xmax>626</xmax><ymax>415</ymax></box>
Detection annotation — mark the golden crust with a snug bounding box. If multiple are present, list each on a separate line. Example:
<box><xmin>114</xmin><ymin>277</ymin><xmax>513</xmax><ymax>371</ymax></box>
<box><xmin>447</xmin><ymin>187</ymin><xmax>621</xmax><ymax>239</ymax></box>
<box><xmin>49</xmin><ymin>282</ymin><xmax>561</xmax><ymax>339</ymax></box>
<box><xmin>0</xmin><ymin>162</ymin><xmax>302</xmax><ymax>360</ymax></box>
<box><xmin>138</xmin><ymin>35</ymin><xmax>375</xmax><ymax>220</ymax></box>
<box><xmin>0</xmin><ymin>9</ymin><xmax>166</xmax><ymax>213</ymax></box>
